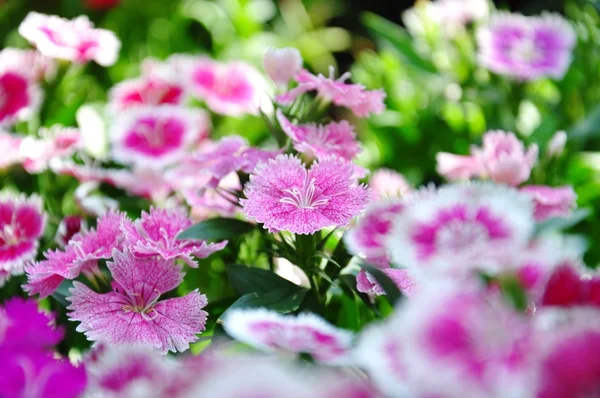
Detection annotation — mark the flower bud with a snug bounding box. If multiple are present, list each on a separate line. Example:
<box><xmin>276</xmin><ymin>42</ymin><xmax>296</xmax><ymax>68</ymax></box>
<box><xmin>547</xmin><ymin>130</ymin><xmax>567</xmax><ymax>158</ymax></box>
<box><xmin>263</xmin><ymin>47</ymin><xmax>303</xmax><ymax>88</ymax></box>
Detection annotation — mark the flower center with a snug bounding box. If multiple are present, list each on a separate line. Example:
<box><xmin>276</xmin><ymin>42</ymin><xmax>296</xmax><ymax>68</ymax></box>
<box><xmin>136</xmin><ymin>121</ymin><xmax>165</xmax><ymax>148</ymax></box>
<box><xmin>510</xmin><ymin>38</ymin><xmax>541</xmax><ymax>64</ymax></box>
<box><xmin>122</xmin><ymin>290</ymin><xmax>161</xmax><ymax>321</ymax></box>
<box><xmin>436</xmin><ymin>220</ymin><xmax>488</xmax><ymax>252</ymax></box>
<box><xmin>0</xmin><ymin>224</ymin><xmax>22</xmax><ymax>246</ymax></box>
<box><xmin>280</xmin><ymin>178</ymin><xmax>329</xmax><ymax>210</ymax></box>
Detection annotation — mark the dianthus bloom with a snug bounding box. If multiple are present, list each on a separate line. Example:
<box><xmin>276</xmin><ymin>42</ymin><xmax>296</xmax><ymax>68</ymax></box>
<box><xmin>437</xmin><ymin>130</ymin><xmax>538</xmax><ymax>186</ymax></box>
<box><xmin>223</xmin><ymin>309</ymin><xmax>353</xmax><ymax>364</ymax></box>
<box><xmin>356</xmin><ymin>268</ymin><xmax>416</xmax><ymax>298</ymax></box>
<box><xmin>369</xmin><ymin>169</ymin><xmax>412</xmax><ymax>201</ymax></box>
<box><xmin>177</xmin><ymin>56</ymin><xmax>265</xmax><ymax>116</ymax></box>
<box><xmin>18</xmin><ymin>12</ymin><xmax>121</xmax><ymax>66</ymax></box>
<box><xmin>0</xmin><ymin>69</ymin><xmax>42</xmax><ymax>125</ymax></box>
<box><xmin>521</xmin><ymin>185</ymin><xmax>577</xmax><ymax>221</ymax></box>
<box><xmin>276</xmin><ymin>67</ymin><xmax>386</xmax><ymax>118</ymax></box>
<box><xmin>387</xmin><ymin>183</ymin><xmax>535</xmax><ymax>276</ymax></box>
<box><xmin>0</xmin><ymin>194</ymin><xmax>45</xmax><ymax>284</ymax></box>
<box><xmin>68</xmin><ymin>249</ymin><xmax>208</xmax><ymax>354</ymax></box>
<box><xmin>276</xmin><ymin>109</ymin><xmax>361</xmax><ymax>161</ymax></box>
<box><xmin>0</xmin><ymin>298</ymin><xmax>87</xmax><ymax>398</ymax></box>
<box><xmin>0</xmin><ymin>132</ymin><xmax>24</xmax><ymax>169</ymax></box>
<box><xmin>477</xmin><ymin>12</ymin><xmax>576</xmax><ymax>80</ymax></box>
<box><xmin>540</xmin><ymin>265</ymin><xmax>600</xmax><ymax>308</ymax></box>
<box><xmin>0</xmin><ymin>48</ymin><xmax>56</xmax><ymax>82</ymax></box>
<box><xmin>121</xmin><ymin>207</ymin><xmax>227</xmax><ymax>267</ymax></box>
<box><xmin>110</xmin><ymin>106</ymin><xmax>206</xmax><ymax>168</ymax></box>
<box><xmin>241</xmin><ymin>155</ymin><xmax>370</xmax><ymax>234</ymax></box>
<box><xmin>263</xmin><ymin>47</ymin><xmax>303</xmax><ymax>88</ymax></box>
<box><xmin>355</xmin><ymin>281</ymin><xmax>533</xmax><ymax>397</ymax></box>
<box><xmin>20</xmin><ymin>125</ymin><xmax>81</xmax><ymax>173</ymax></box>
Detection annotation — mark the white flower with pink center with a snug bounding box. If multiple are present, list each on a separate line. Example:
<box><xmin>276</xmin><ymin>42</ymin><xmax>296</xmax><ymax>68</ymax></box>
<box><xmin>0</xmin><ymin>132</ymin><xmax>24</xmax><ymax>169</ymax></box>
<box><xmin>369</xmin><ymin>169</ymin><xmax>412</xmax><ymax>201</ymax></box>
<box><xmin>0</xmin><ymin>194</ymin><xmax>46</xmax><ymax>282</ymax></box>
<box><xmin>0</xmin><ymin>48</ymin><xmax>56</xmax><ymax>82</ymax></box>
<box><xmin>18</xmin><ymin>12</ymin><xmax>120</xmax><ymax>66</ymax></box>
<box><xmin>223</xmin><ymin>309</ymin><xmax>353</xmax><ymax>364</ymax></box>
<box><xmin>110</xmin><ymin>106</ymin><xmax>204</xmax><ymax>168</ymax></box>
<box><xmin>20</xmin><ymin>125</ymin><xmax>81</xmax><ymax>173</ymax></box>
<box><xmin>387</xmin><ymin>183</ymin><xmax>534</xmax><ymax>276</ymax></box>
<box><xmin>0</xmin><ymin>70</ymin><xmax>42</xmax><ymax>125</ymax></box>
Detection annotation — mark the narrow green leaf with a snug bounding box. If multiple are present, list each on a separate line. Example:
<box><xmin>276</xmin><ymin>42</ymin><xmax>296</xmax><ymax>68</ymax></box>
<box><xmin>499</xmin><ymin>276</ymin><xmax>528</xmax><ymax>311</ymax></box>
<box><xmin>226</xmin><ymin>264</ymin><xmax>299</xmax><ymax>296</ymax></box>
<box><xmin>534</xmin><ymin>208</ymin><xmax>591</xmax><ymax>235</ymax></box>
<box><xmin>177</xmin><ymin>218</ymin><xmax>255</xmax><ymax>241</ymax></box>
<box><xmin>569</xmin><ymin>103</ymin><xmax>600</xmax><ymax>144</ymax></box>
<box><xmin>361</xmin><ymin>264</ymin><xmax>403</xmax><ymax>306</ymax></box>
<box><xmin>362</xmin><ymin>12</ymin><xmax>437</xmax><ymax>74</ymax></box>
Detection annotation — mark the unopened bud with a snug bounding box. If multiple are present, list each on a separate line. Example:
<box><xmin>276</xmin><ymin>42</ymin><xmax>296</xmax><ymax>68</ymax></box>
<box><xmin>263</xmin><ymin>47</ymin><xmax>303</xmax><ymax>88</ymax></box>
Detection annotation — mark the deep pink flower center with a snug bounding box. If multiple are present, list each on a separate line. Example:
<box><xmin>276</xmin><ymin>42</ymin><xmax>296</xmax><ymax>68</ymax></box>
<box><xmin>123</xmin><ymin>117</ymin><xmax>186</xmax><ymax>157</ymax></box>
<box><xmin>119</xmin><ymin>289</ymin><xmax>161</xmax><ymax>321</ymax></box>
<box><xmin>0</xmin><ymin>223</ymin><xmax>24</xmax><ymax>246</ymax></box>
<box><xmin>280</xmin><ymin>178</ymin><xmax>329</xmax><ymax>209</ymax></box>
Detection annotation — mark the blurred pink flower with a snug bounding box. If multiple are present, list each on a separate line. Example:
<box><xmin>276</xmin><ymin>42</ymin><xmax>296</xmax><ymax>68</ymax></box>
<box><xmin>67</xmin><ymin>249</ymin><xmax>207</xmax><ymax>354</ymax></box>
<box><xmin>110</xmin><ymin>106</ymin><xmax>205</xmax><ymax>168</ymax></box>
<box><xmin>276</xmin><ymin>109</ymin><xmax>361</xmax><ymax>161</ymax></box>
<box><xmin>356</xmin><ymin>268</ymin><xmax>416</xmax><ymax>298</ymax></box>
<box><xmin>277</xmin><ymin>67</ymin><xmax>386</xmax><ymax>118</ymax></box>
<box><xmin>21</xmin><ymin>126</ymin><xmax>81</xmax><ymax>173</ymax></box>
<box><xmin>18</xmin><ymin>12</ymin><xmax>121</xmax><ymax>66</ymax></box>
<box><xmin>477</xmin><ymin>12</ymin><xmax>576</xmax><ymax>80</ymax></box>
<box><xmin>0</xmin><ymin>194</ymin><xmax>45</xmax><ymax>284</ymax></box>
<box><xmin>0</xmin><ymin>48</ymin><xmax>56</xmax><ymax>82</ymax></box>
<box><xmin>179</xmin><ymin>57</ymin><xmax>265</xmax><ymax>116</ymax></box>
<box><xmin>55</xmin><ymin>215</ymin><xmax>86</xmax><ymax>247</ymax></box>
<box><xmin>241</xmin><ymin>155</ymin><xmax>370</xmax><ymax>234</ymax></box>
<box><xmin>521</xmin><ymin>185</ymin><xmax>577</xmax><ymax>221</ymax></box>
<box><xmin>0</xmin><ymin>132</ymin><xmax>24</xmax><ymax>169</ymax></box>
<box><xmin>263</xmin><ymin>47</ymin><xmax>303</xmax><ymax>87</ymax></box>
<box><xmin>387</xmin><ymin>183</ymin><xmax>535</xmax><ymax>276</ymax></box>
<box><xmin>104</xmin><ymin>167</ymin><xmax>173</xmax><ymax>203</ymax></box>
<box><xmin>540</xmin><ymin>265</ymin><xmax>600</xmax><ymax>308</ymax></box>
<box><xmin>108</xmin><ymin>75</ymin><xmax>186</xmax><ymax>111</ymax></box>
<box><xmin>122</xmin><ymin>207</ymin><xmax>227</xmax><ymax>267</ymax></box>
<box><xmin>84</xmin><ymin>0</ymin><xmax>120</xmax><ymax>10</ymax></box>
<box><xmin>369</xmin><ymin>169</ymin><xmax>412</xmax><ymax>201</ymax></box>
<box><xmin>0</xmin><ymin>70</ymin><xmax>42</xmax><ymax>125</ymax></box>
<box><xmin>223</xmin><ymin>309</ymin><xmax>353</xmax><ymax>364</ymax></box>
<box><xmin>436</xmin><ymin>152</ymin><xmax>484</xmax><ymax>181</ymax></box>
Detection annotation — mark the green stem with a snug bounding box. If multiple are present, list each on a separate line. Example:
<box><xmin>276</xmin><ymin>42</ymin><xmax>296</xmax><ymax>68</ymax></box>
<box><xmin>295</xmin><ymin>233</ymin><xmax>316</xmax><ymax>270</ymax></box>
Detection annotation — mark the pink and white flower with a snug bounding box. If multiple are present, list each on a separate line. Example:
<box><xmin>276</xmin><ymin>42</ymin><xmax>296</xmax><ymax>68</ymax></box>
<box><xmin>0</xmin><ymin>194</ymin><xmax>45</xmax><ymax>281</ymax></box>
<box><xmin>276</xmin><ymin>109</ymin><xmax>361</xmax><ymax>161</ymax></box>
<box><xmin>356</xmin><ymin>268</ymin><xmax>417</xmax><ymax>298</ymax></box>
<box><xmin>0</xmin><ymin>132</ymin><xmax>24</xmax><ymax>169</ymax></box>
<box><xmin>477</xmin><ymin>12</ymin><xmax>576</xmax><ymax>80</ymax></box>
<box><xmin>223</xmin><ymin>309</ymin><xmax>353</xmax><ymax>364</ymax></box>
<box><xmin>521</xmin><ymin>185</ymin><xmax>577</xmax><ymax>221</ymax></box>
<box><xmin>20</xmin><ymin>125</ymin><xmax>81</xmax><ymax>173</ymax></box>
<box><xmin>18</xmin><ymin>12</ymin><xmax>121</xmax><ymax>66</ymax></box>
<box><xmin>263</xmin><ymin>47</ymin><xmax>303</xmax><ymax>88</ymax></box>
<box><xmin>67</xmin><ymin>249</ymin><xmax>208</xmax><ymax>354</ymax></box>
<box><xmin>277</xmin><ymin>67</ymin><xmax>386</xmax><ymax>118</ymax></box>
<box><xmin>0</xmin><ymin>48</ymin><xmax>56</xmax><ymax>82</ymax></box>
<box><xmin>369</xmin><ymin>169</ymin><xmax>412</xmax><ymax>201</ymax></box>
<box><xmin>122</xmin><ymin>207</ymin><xmax>227</xmax><ymax>267</ymax></box>
<box><xmin>104</xmin><ymin>167</ymin><xmax>173</xmax><ymax>203</ymax></box>
<box><xmin>0</xmin><ymin>69</ymin><xmax>42</xmax><ymax>125</ymax></box>
<box><xmin>55</xmin><ymin>215</ymin><xmax>86</xmax><ymax>247</ymax></box>
<box><xmin>436</xmin><ymin>152</ymin><xmax>485</xmax><ymax>181</ymax></box>
<box><xmin>110</xmin><ymin>106</ymin><xmax>205</xmax><ymax>168</ymax></box>
<box><xmin>540</xmin><ymin>265</ymin><xmax>600</xmax><ymax>308</ymax></box>
<box><xmin>178</xmin><ymin>56</ymin><xmax>265</xmax><ymax>116</ymax></box>
<box><xmin>241</xmin><ymin>155</ymin><xmax>370</xmax><ymax>234</ymax></box>
<box><xmin>387</xmin><ymin>183</ymin><xmax>535</xmax><ymax>276</ymax></box>
<box><xmin>108</xmin><ymin>74</ymin><xmax>186</xmax><ymax>111</ymax></box>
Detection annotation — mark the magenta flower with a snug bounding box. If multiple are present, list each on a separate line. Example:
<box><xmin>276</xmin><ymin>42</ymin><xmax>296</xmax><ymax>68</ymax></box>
<box><xmin>540</xmin><ymin>265</ymin><xmax>600</xmax><ymax>308</ymax></box>
<box><xmin>223</xmin><ymin>309</ymin><xmax>353</xmax><ymax>364</ymax></box>
<box><xmin>55</xmin><ymin>215</ymin><xmax>86</xmax><ymax>247</ymax></box>
<box><xmin>179</xmin><ymin>56</ymin><xmax>265</xmax><ymax>116</ymax></box>
<box><xmin>263</xmin><ymin>47</ymin><xmax>303</xmax><ymax>87</ymax></box>
<box><xmin>0</xmin><ymin>194</ymin><xmax>45</xmax><ymax>284</ymax></box>
<box><xmin>68</xmin><ymin>249</ymin><xmax>208</xmax><ymax>354</ymax></box>
<box><xmin>276</xmin><ymin>67</ymin><xmax>386</xmax><ymax>118</ymax></box>
<box><xmin>0</xmin><ymin>69</ymin><xmax>42</xmax><ymax>125</ymax></box>
<box><xmin>0</xmin><ymin>48</ymin><xmax>56</xmax><ymax>82</ymax></box>
<box><xmin>521</xmin><ymin>185</ymin><xmax>577</xmax><ymax>221</ymax></box>
<box><xmin>108</xmin><ymin>75</ymin><xmax>185</xmax><ymax>111</ymax></box>
<box><xmin>241</xmin><ymin>155</ymin><xmax>370</xmax><ymax>234</ymax></box>
<box><xmin>122</xmin><ymin>207</ymin><xmax>227</xmax><ymax>267</ymax></box>
<box><xmin>0</xmin><ymin>132</ymin><xmax>24</xmax><ymax>169</ymax></box>
<box><xmin>276</xmin><ymin>109</ymin><xmax>361</xmax><ymax>161</ymax></box>
<box><xmin>387</xmin><ymin>183</ymin><xmax>535</xmax><ymax>276</ymax></box>
<box><xmin>477</xmin><ymin>12</ymin><xmax>576</xmax><ymax>80</ymax></box>
<box><xmin>21</xmin><ymin>125</ymin><xmax>81</xmax><ymax>173</ymax></box>
<box><xmin>110</xmin><ymin>106</ymin><xmax>205</xmax><ymax>168</ymax></box>
<box><xmin>18</xmin><ymin>12</ymin><xmax>121</xmax><ymax>66</ymax></box>
<box><xmin>369</xmin><ymin>169</ymin><xmax>412</xmax><ymax>201</ymax></box>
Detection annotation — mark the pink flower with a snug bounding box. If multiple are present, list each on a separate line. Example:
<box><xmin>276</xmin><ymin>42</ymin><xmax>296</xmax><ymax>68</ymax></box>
<box><xmin>356</xmin><ymin>268</ymin><xmax>416</xmax><ymax>297</ymax></box>
<box><xmin>241</xmin><ymin>155</ymin><xmax>370</xmax><ymax>234</ymax></box>
<box><xmin>369</xmin><ymin>169</ymin><xmax>412</xmax><ymax>201</ymax></box>
<box><xmin>540</xmin><ymin>265</ymin><xmax>600</xmax><ymax>308</ymax></box>
<box><xmin>103</xmin><ymin>167</ymin><xmax>173</xmax><ymax>203</ymax></box>
<box><xmin>521</xmin><ymin>185</ymin><xmax>577</xmax><ymax>221</ymax></box>
<box><xmin>276</xmin><ymin>67</ymin><xmax>386</xmax><ymax>118</ymax></box>
<box><xmin>436</xmin><ymin>152</ymin><xmax>484</xmax><ymax>181</ymax></box>
<box><xmin>223</xmin><ymin>309</ymin><xmax>353</xmax><ymax>364</ymax></box>
<box><xmin>67</xmin><ymin>249</ymin><xmax>208</xmax><ymax>354</ymax></box>
<box><xmin>0</xmin><ymin>69</ymin><xmax>42</xmax><ymax>125</ymax></box>
<box><xmin>0</xmin><ymin>194</ymin><xmax>45</xmax><ymax>282</ymax></box>
<box><xmin>0</xmin><ymin>48</ymin><xmax>56</xmax><ymax>82</ymax></box>
<box><xmin>122</xmin><ymin>207</ymin><xmax>227</xmax><ymax>267</ymax></box>
<box><xmin>108</xmin><ymin>74</ymin><xmax>186</xmax><ymax>111</ymax></box>
<box><xmin>20</xmin><ymin>125</ymin><xmax>81</xmax><ymax>173</ymax></box>
<box><xmin>179</xmin><ymin>57</ymin><xmax>265</xmax><ymax>116</ymax></box>
<box><xmin>0</xmin><ymin>132</ymin><xmax>24</xmax><ymax>169</ymax></box>
<box><xmin>276</xmin><ymin>109</ymin><xmax>361</xmax><ymax>161</ymax></box>
<box><xmin>0</xmin><ymin>298</ymin><xmax>63</xmax><ymax>350</ymax></box>
<box><xmin>263</xmin><ymin>47</ymin><xmax>303</xmax><ymax>87</ymax></box>
<box><xmin>55</xmin><ymin>215</ymin><xmax>86</xmax><ymax>247</ymax></box>
<box><xmin>74</xmin><ymin>182</ymin><xmax>119</xmax><ymax>217</ymax></box>
<box><xmin>387</xmin><ymin>183</ymin><xmax>535</xmax><ymax>276</ymax></box>
<box><xmin>477</xmin><ymin>12</ymin><xmax>576</xmax><ymax>80</ymax></box>
<box><xmin>110</xmin><ymin>106</ymin><xmax>205</xmax><ymax>168</ymax></box>
<box><xmin>18</xmin><ymin>12</ymin><xmax>121</xmax><ymax>66</ymax></box>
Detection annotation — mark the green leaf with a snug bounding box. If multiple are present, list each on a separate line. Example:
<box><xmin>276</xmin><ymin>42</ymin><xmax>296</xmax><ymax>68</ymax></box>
<box><xmin>534</xmin><ymin>208</ymin><xmax>591</xmax><ymax>235</ymax></box>
<box><xmin>499</xmin><ymin>276</ymin><xmax>528</xmax><ymax>311</ymax></box>
<box><xmin>226</xmin><ymin>264</ymin><xmax>300</xmax><ymax>296</ymax></box>
<box><xmin>569</xmin><ymin>102</ymin><xmax>600</xmax><ymax>144</ymax></box>
<box><xmin>361</xmin><ymin>264</ymin><xmax>403</xmax><ymax>306</ymax></box>
<box><xmin>177</xmin><ymin>218</ymin><xmax>255</xmax><ymax>241</ymax></box>
<box><xmin>362</xmin><ymin>12</ymin><xmax>437</xmax><ymax>74</ymax></box>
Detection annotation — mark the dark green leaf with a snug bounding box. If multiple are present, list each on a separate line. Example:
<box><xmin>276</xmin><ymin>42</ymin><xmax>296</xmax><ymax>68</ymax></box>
<box><xmin>361</xmin><ymin>264</ymin><xmax>403</xmax><ymax>306</ymax></box>
<box><xmin>534</xmin><ymin>208</ymin><xmax>591</xmax><ymax>235</ymax></box>
<box><xmin>499</xmin><ymin>277</ymin><xmax>528</xmax><ymax>311</ymax></box>
<box><xmin>226</xmin><ymin>264</ymin><xmax>299</xmax><ymax>296</ymax></box>
<box><xmin>177</xmin><ymin>218</ymin><xmax>255</xmax><ymax>241</ymax></box>
<box><xmin>569</xmin><ymin>102</ymin><xmax>600</xmax><ymax>144</ymax></box>
<box><xmin>362</xmin><ymin>12</ymin><xmax>437</xmax><ymax>74</ymax></box>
